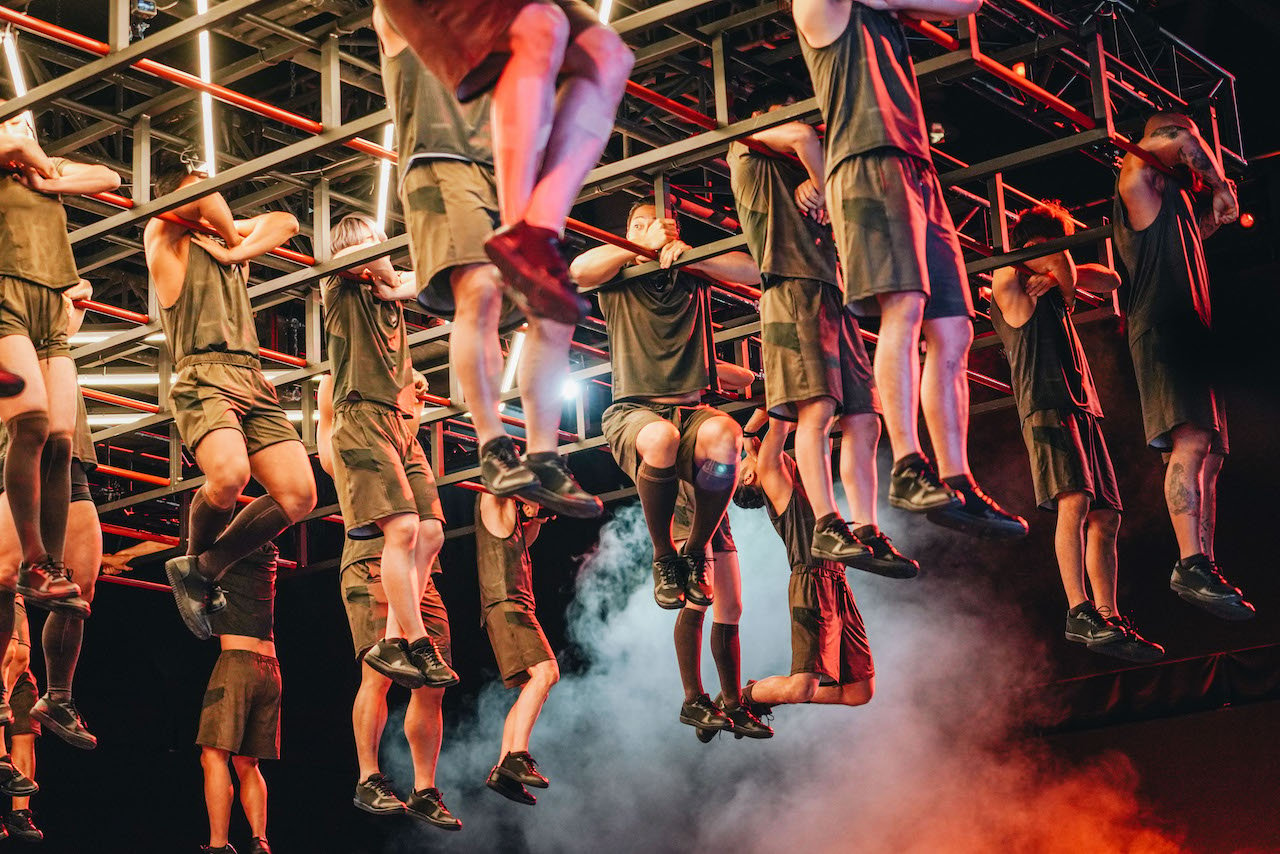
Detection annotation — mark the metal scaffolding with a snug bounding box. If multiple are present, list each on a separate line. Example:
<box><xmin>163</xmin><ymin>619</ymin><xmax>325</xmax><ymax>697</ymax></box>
<box><xmin>0</xmin><ymin>0</ymin><xmax>1245</xmax><ymax>576</ymax></box>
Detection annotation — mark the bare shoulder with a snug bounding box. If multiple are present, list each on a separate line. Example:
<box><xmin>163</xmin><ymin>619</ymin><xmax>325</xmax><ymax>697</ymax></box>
<box><xmin>793</xmin><ymin>0</ymin><xmax>853</xmax><ymax>49</ymax></box>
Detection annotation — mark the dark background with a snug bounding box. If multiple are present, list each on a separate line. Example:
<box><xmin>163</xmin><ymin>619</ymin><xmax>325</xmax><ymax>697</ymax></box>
<box><xmin>9</xmin><ymin>1</ymin><xmax>1280</xmax><ymax>852</ymax></box>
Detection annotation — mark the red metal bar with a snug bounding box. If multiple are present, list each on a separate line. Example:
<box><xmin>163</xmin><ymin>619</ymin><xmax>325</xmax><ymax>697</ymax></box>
<box><xmin>0</xmin><ymin>7</ymin><xmax>392</xmax><ymax>161</ymax></box>
<box><xmin>101</xmin><ymin>523</ymin><xmax>179</xmax><ymax>545</ymax></box>
<box><xmin>96</xmin><ymin>462</ymin><xmax>169</xmax><ymax>487</ymax></box>
<box><xmin>257</xmin><ymin>346</ymin><xmax>307</xmax><ymax>368</ymax></box>
<box><xmin>99</xmin><ymin>575</ymin><xmax>172</xmax><ymax>592</ymax></box>
<box><xmin>82</xmin><ymin>388</ymin><xmax>160</xmax><ymax>413</ymax></box>
<box><xmin>77</xmin><ymin>299</ymin><xmax>150</xmax><ymax>324</ymax></box>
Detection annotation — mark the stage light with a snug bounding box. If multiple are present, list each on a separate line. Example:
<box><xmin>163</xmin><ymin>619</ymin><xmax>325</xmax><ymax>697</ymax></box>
<box><xmin>929</xmin><ymin>121</ymin><xmax>946</xmax><ymax>145</ymax></box>
<box><xmin>374</xmin><ymin>122</ymin><xmax>395</xmax><ymax>230</ymax></box>
<box><xmin>562</xmin><ymin>378</ymin><xmax>580</xmax><ymax>400</ymax></box>
<box><xmin>500</xmin><ymin>331</ymin><xmax>526</xmax><ymax>392</ymax></box>
<box><xmin>1240</xmin><ymin>212</ymin><xmax>1255</xmax><ymax>228</ymax></box>
<box><xmin>2</xmin><ymin>28</ymin><xmax>35</xmax><ymax>133</ymax></box>
<box><xmin>1012</xmin><ymin>61</ymin><xmax>1027</xmax><ymax>77</ymax></box>
<box><xmin>196</xmin><ymin>0</ymin><xmax>217</xmax><ymax>176</ymax></box>
<box><xmin>597</xmin><ymin>0</ymin><xmax>613</xmax><ymax>23</ymax></box>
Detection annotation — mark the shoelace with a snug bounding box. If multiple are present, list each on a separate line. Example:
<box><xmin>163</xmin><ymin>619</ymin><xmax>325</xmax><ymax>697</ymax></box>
<box><xmin>369</xmin><ymin>775</ymin><xmax>398</xmax><ymax>800</ymax></box>
<box><xmin>911</xmin><ymin>464</ymin><xmax>946</xmax><ymax>490</ymax></box>
<box><xmin>489</xmin><ymin>441</ymin><xmax>521</xmax><ymax>469</ymax></box>
<box><xmin>657</xmin><ymin>557</ymin><xmax>684</xmax><ymax>586</ymax></box>
<box><xmin>685</xmin><ymin>555</ymin><xmax>711</xmax><ymax>586</ymax></box>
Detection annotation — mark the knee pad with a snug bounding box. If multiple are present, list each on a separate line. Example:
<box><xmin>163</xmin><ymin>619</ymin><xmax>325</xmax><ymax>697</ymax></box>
<box><xmin>695</xmin><ymin>459</ymin><xmax>736</xmax><ymax>491</ymax></box>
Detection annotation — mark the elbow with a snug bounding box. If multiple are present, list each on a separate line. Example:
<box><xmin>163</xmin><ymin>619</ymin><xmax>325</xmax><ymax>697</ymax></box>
<box><xmin>956</xmin><ymin>0</ymin><xmax>983</xmax><ymax>14</ymax></box>
<box><xmin>103</xmin><ymin>168</ymin><xmax>122</xmax><ymax>192</ymax></box>
<box><xmin>276</xmin><ymin>212</ymin><xmax>301</xmax><ymax>238</ymax></box>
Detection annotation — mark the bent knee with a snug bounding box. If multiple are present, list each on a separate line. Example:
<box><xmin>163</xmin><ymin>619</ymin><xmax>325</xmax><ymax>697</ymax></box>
<box><xmin>418</xmin><ymin>519</ymin><xmax>445</xmax><ymax>555</ymax></box>
<box><xmin>567</xmin><ymin>26</ymin><xmax>634</xmax><ymax>87</ymax></box>
<box><xmin>378</xmin><ymin>513</ymin><xmax>420</xmax><ymax>548</ymax></box>
<box><xmin>635</xmin><ymin>421</ymin><xmax>681</xmax><ymax>462</ymax></box>
<box><xmin>509</xmin><ymin>3</ymin><xmax>569</xmax><ymax>63</ymax></box>
<box><xmin>699</xmin><ymin>417</ymin><xmax>742</xmax><ymax>457</ymax></box>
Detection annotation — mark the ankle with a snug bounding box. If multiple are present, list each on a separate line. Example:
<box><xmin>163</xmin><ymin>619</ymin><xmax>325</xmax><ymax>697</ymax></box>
<box><xmin>892</xmin><ymin>452</ymin><xmax>927</xmax><ymax>474</ymax></box>
<box><xmin>943</xmin><ymin>472</ymin><xmax>975</xmax><ymax>492</ymax></box>
<box><xmin>814</xmin><ymin>512</ymin><xmax>843</xmax><ymax>533</ymax></box>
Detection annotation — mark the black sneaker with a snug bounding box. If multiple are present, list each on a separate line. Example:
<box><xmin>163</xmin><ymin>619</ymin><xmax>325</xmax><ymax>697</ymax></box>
<box><xmin>681</xmin><ymin>551</ymin><xmax>714</xmax><ymax>608</ymax></box>
<box><xmin>0</xmin><ymin>757</ymin><xmax>36</xmax><ymax>797</ymax></box>
<box><xmin>363</xmin><ymin>639</ymin><xmax>426</xmax><ymax>689</ymax></box>
<box><xmin>353</xmin><ymin>773</ymin><xmax>405</xmax><ymax>815</ymax></box>
<box><xmin>741</xmin><ymin>679</ymin><xmax>774</xmax><ymax>722</ymax></box>
<box><xmin>407</xmin><ymin>638</ymin><xmax>460</xmax><ymax>688</ymax></box>
<box><xmin>1064</xmin><ymin>601</ymin><xmax>1127</xmax><ymax>650</ymax></box>
<box><xmin>4</xmin><ymin>809</ymin><xmax>42</xmax><ymax>842</ymax></box>
<box><xmin>521</xmin><ymin>453</ymin><xmax>604</xmax><ymax>518</ymax></box>
<box><xmin>716</xmin><ymin>694</ymin><xmax>773</xmax><ymax>739</ymax></box>
<box><xmin>30</xmin><ymin>694</ymin><xmax>97</xmax><ymax>749</ymax></box>
<box><xmin>850</xmin><ymin>525</ymin><xmax>919</xmax><ymax>579</ymax></box>
<box><xmin>485</xmin><ymin>765</ymin><xmax>536</xmax><ymax>805</ymax></box>
<box><xmin>496</xmin><ymin>751</ymin><xmax>548</xmax><ymax>788</ymax></box>
<box><xmin>888</xmin><ymin>457</ymin><xmax>961</xmax><ymax>513</ymax></box>
<box><xmin>926</xmin><ymin>482</ymin><xmax>1029</xmax><ymax>539</ymax></box>
<box><xmin>249</xmin><ymin>838</ymin><xmax>271</xmax><ymax>854</ymax></box>
<box><xmin>479</xmin><ymin>436</ymin><xmax>539</xmax><ymax>498</ymax></box>
<box><xmin>484</xmin><ymin>222</ymin><xmax>590</xmax><ymax>325</ymax></box>
<box><xmin>17</xmin><ymin>557</ymin><xmax>86</xmax><ymax>612</ymax></box>
<box><xmin>694</xmin><ymin>726</ymin><xmax>718</xmax><ymax>744</ymax></box>
<box><xmin>679</xmin><ymin>693</ymin><xmax>732</xmax><ymax>731</ymax></box>
<box><xmin>164</xmin><ymin>554</ymin><xmax>214</xmax><ymax>640</ymax></box>
<box><xmin>404</xmin><ymin>787</ymin><xmax>462</xmax><ymax>831</ymax></box>
<box><xmin>811</xmin><ymin>519</ymin><xmax>872</xmax><ymax>566</ymax></box>
<box><xmin>1170</xmin><ymin>557</ymin><xmax>1256</xmax><ymax>621</ymax></box>
<box><xmin>1100</xmin><ymin>615</ymin><xmax>1166</xmax><ymax>664</ymax></box>
<box><xmin>208</xmin><ymin>583</ymin><xmax>228</xmax><ymax>614</ymax></box>
<box><xmin>200</xmin><ymin>846</ymin><xmax>236</xmax><ymax>853</ymax></box>
<box><xmin>0</xmin><ymin>367</ymin><xmax>24</xmax><ymax>399</ymax></box>
<box><xmin>0</xmin><ymin>702</ymin><xmax>11</xmax><ymax>728</ymax></box>
<box><xmin>651</xmin><ymin>554</ymin><xmax>686</xmax><ymax>610</ymax></box>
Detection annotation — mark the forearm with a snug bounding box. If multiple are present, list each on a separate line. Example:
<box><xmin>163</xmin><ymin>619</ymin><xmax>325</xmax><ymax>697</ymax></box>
<box><xmin>570</xmin><ymin>243</ymin><xmax>640</xmax><ymax>288</ymax></box>
<box><xmin>687</xmin><ymin>251</ymin><xmax>762</xmax><ymax>286</ymax></box>
<box><xmin>40</xmin><ymin>163</ymin><xmax>121</xmax><ymax>196</ymax></box>
<box><xmin>4</xmin><ymin>136</ymin><xmax>54</xmax><ymax>174</ymax></box>
<box><xmin>229</xmin><ymin>212</ymin><xmax>299</xmax><ymax>261</ymax></box>
<box><xmin>1177</xmin><ymin>134</ymin><xmax>1229</xmax><ymax>191</ymax></box>
<box><xmin>197</xmin><ymin>193</ymin><xmax>241</xmax><ymax>245</ymax></box>
<box><xmin>1075</xmin><ymin>263</ymin><xmax>1121</xmax><ymax>294</ymax></box>
<box><xmin>890</xmin><ymin>0</ymin><xmax>982</xmax><ymax>20</ymax></box>
<box><xmin>716</xmin><ymin>361</ymin><xmax>757</xmax><ymax>391</ymax></box>
<box><xmin>743</xmin><ymin>408</ymin><xmax>770</xmax><ymax>436</ymax></box>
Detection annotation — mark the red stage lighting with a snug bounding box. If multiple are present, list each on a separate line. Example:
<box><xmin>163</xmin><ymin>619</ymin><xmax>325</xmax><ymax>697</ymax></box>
<box><xmin>1239</xmin><ymin>212</ymin><xmax>1255</xmax><ymax>228</ymax></box>
<box><xmin>1012</xmin><ymin>61</ymin><xmax>1027</xmax><ymax>77</ymax></box>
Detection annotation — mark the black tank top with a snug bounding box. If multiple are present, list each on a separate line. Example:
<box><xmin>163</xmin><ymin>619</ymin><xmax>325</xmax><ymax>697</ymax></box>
<box><xmin>474</xmin><ymin>495</ymin><xmax>535</xmax><ymax>620</ymax></box>
<box><xmin>209</xmin><ymin>543</ymin><xmax>277</xmax><ymax>641</ymax></box>
<box><xmin>764</xmin><ymin>455</ymin><xmax>841</xmax><ymax>572</ymax></box>
<box><xmin>990</xmin><ymin>288</ymin><xmax>1103</xmax><ymax>422</ymax></box>
<box><xmin>1112</xmin><ymin>173</ymin><xmax>1213</xmax><ymax>342</ymax></box>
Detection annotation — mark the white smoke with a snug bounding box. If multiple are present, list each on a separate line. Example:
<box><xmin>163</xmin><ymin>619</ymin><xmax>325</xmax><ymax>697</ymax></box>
<box><xmin>382</xmin><ymin>501</ymin><xmax>1186</xmax><ymax>853</ymax></box>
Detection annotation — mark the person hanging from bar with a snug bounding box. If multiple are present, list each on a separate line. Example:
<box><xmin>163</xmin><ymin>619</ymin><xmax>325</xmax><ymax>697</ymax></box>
<box><xmin>195</xmin><ymin>544</ymin><xmax>280</xmax><ymax>854</ymax></box>
<box><xmin>372</xmin><ymin>7</ymin><xmax>602</xmax><ymax>520</ymax></box>
<box><xmin>373</xmin><ymin>0</ymin><xmax>632</xmax><ymax>325</ymax></box>
<box><xmin>989</xmin><ymin>203</ymin><xmax>1163</xmax><ymax>662</ymax></box>
<box><xmin>1113</xmin><ymin>111</ymin><xmax>1254</xmax><ymax>620</ymax></box>
<box><xmin>0</xmin><ymin>283</ymin><xmax>98</xmax><ymax>743</ymax></box>
<box><xmin>728</xmin><ymin>84</ymin><xmax>918</xmax><ymax>578</ymax></box>
<box><xmin>570</xmin><ymin>201</ymin><xmax>763</xmax><ymax>732</ymax></box>
<box><xmin>143</xmin><ymin>156</ymin><xmax>315</xmax><ymax>640</ymax></box>
<box><xmin>321</xmin><ymin>214</ymin><xmax>458</xmax><ymax>696</ymax></box>
<box><xmin>792</xmin><ymin>0</ymin><xmax>1028</xmax><ymax>539</ymax></box>
<box><xmin>316</xmin><ymin>371</ymin><xmax>461</xmax><ymax>832</ymax></box>
<box><xmin>0</xmin><ymin>114</ymin><xmax>118</xmax><ymax>622</ymax></box>
<box><xmin>474</xmin><ymin>492</ymin><xmax>559</xmax><ymax>805</ymax></box>
<box><xmin>728</xmin><ymin>412</ymin><xmax>876</xmax><ymax>722</ymax></box>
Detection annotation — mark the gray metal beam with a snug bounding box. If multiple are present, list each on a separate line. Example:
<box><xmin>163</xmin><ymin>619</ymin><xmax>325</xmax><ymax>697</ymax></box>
<box><xmin>0</xmin><ymin>0</ymin><xmax>281</xmax><ymax>124</ymax></box>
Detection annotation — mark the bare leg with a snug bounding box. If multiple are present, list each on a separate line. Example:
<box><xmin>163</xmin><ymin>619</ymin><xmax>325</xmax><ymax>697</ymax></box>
<box><xmin>1084</xmin><ymin>509</ymin><xmax>1121</xmax><ymax>617</ymax></box>
<box><xmin>521</xmin><ymin>27</ymin><xmax>634</xmax><ymax>232</ymax></box>
<box><xmin>920</xmin><ymin>316</ymin><xmax>973</xmax><ymax>480</ymax></box>
<box><xmin>37</xmin><ymin>355</ymin><xmax>78</xmax><ymax>563</ymax></box>
<box><xmin>375</xmin><ymin>513</ymin><xmax>426</xmax><ymax>643</ymax></box>
<box><xmin>810</xmin><ymin>679</ymin><xmax>874</xmax><ymax>706</ymax></box>
<box><xmin>43</xmin><ymin>499</ymin><xmax>102</xmax><ymax>703</ymax></box>
<box><xmin>0</xmin><ymin>335</ymin><xmax>51</xmax><ymax>564</ymax></box>
<box><xmin>232</xmin><ymin>755</ymin><xmax>269</xmax><ymax>841</ymax></box>
<box><xmin>1201</xmin><ymin>453</ymin><xmax>1224</xmax><ymax>562</ymax></box>
<box><xmin>1054</xmin><ymin>492</ymin><xmax>1090</xmax><ymax>610</ymax></box>
<box><xmin>838</xmin><ymin>412</ymin><xmax>882</xmax><ymax>528</ymax></box>
<box><xmin>353</xmin><ymin>666</ymin><xmax>392</xmax><ymax>782</ymax></box>
<box><xmin>9</xmin><ymin>732</ymin><xmax>34</xmax><ymax>811</ymax></box>
<box><xmin>1165</xmin><ymin>424</ymin><xmax>1211</xmax><ymax>560</ymax></box>
<box><xmin>200</xmin><ymin>747</ymin><xmax>234</xmax><ymax>849</ymax></box>
<box><xmin>490</xmin><ymin>4</ymin><xmax>568</xmax><ymax>226</ymax></box>
<box><xmin>873</xmin><ymin>293</ymin><xmax>926</xmax><ymax>462</ymax></box>
<box><xmin>450</xmin><ymin>264</ymin><xmax>507</xmax><ymax>446</ymax></box>
<box><xmin>793</xmin><ymin>398</ymin><xmax>839</xmax><ymax>520</ymax></box>
<box><xmin>518</xmin><ymin>317</ymin><xmax>573</xmax><ymax>454</ymax></box>
<box><xmin>499</xmin><ymin>659</ymin><xmax>559</xmax><ymax>758</ymax></box>
<box><xmin>404</xmin><ymin>686</ymin><xmax>445</xmax><ymax>791</ymax></box>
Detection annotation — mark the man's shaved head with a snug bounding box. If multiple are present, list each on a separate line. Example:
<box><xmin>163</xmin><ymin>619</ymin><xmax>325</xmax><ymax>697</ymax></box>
<box><xmin>1144</xmin><ymin>111</ymin><xmax>1196</xmax><ymax>138</ymax></box>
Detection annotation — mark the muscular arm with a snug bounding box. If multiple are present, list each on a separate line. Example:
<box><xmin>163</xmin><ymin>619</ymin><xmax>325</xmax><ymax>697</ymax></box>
<box><xmin>991</xmin><ymin>266</ymin><xmax>1036</xmax><ymax>329</ymax></box>
<box><xmin>748</xmin><ymin>122</ymin><xmax>825</xmax><ymax>186</ymax></box>
<box><xmin>756</xmin><ymin>417</ymin><xmax>795</xmax><ymax>515</ymax></box>
<box><xmin>1121</xmin><ymin>123</ymin><xmax>1236</xmax><ymax>232</ymax></box>
<box><xmin>316</xmin><ymin>374</ymin><xmax>335</xmax><ymax>476</ymax></box>
<box><xmin>569</xmin><ymin>243</ymin><xmax>641</xmax><ymax>289</ymax></box>
<box><xmin>716</xmin><ymin>361</ymin><xmax>757</xmax><ymax>391</ymax></box>
<box><xmin>28</xmin><ymin>158</ymin><xmax>121</xmax><ymax>195</ymax></box>
<box><xmin>1025</xmin><ymin>249</ymin><xmax>1077</xmax><ymax>307</ymax></box>
<box><xmin>685</xmin><ymin>250</ymin><xmax>762</xmax><ymax>287</ymax></box>
<box><xmin>225</xmin><ymin>211</ymin><xmax>300</xmax><ymax>262</ymax></box>
<box><xmin>1075</xmin><ymin>263</ymin><xmax>1121</xmax><ymax>294</ymax></box>
<box><xmin>0</xmin><ymin>132</ymin><xmax>54</xmax><ymax>177</ymax></box>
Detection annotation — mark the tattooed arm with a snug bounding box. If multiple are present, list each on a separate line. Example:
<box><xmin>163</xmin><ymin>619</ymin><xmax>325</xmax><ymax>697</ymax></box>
<box><xmin>1121</xmin><ymin>121</ymin><xmax>1237</xmax><ymax>233</ymax></box>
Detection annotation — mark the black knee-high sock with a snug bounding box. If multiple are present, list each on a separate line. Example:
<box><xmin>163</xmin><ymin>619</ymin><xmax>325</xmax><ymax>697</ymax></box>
<box><xmin>0</xmin><ymin>589</ymin><xmax>15</xmax><ymax>699</ymax></box>
<box><xmin>636</xmin><ymin>463</ymin><xmax>679</xmax><ymax>559</ymax></box>
<box><xmin>686</xmin><ymin>460</ymin><xmax>735</xmax><ymax>556</ymax></box>
<box><xmin>197</xmin><ymin>496</ymin><xmax>291</xmax><ymax>581</ymax></box>
<box><xmin>710</xmin><ymin>622</ymin><xmax>742</xmax><ymax>707</ymax></box>
<box><xmin>188</xmin><ymin>486</ymin><xmax>235</xmax><ymax>556</ymax></box>
<box><xmin>43</xmin><ymin>610</ymin><xmax>82</xmax><ymax>702</ymax></box>
<box><xmin>39</xmin><ymin>435</ymin><xmax>72</xmax><ymax>563</ymax></box>
<box><xmin>4</xmin><ymin>412</ymin><xmax>49</xmax><ymax>564</ymax></box>
<box><xmin>674</xmin><ymin>607</ymin><xmax>706</xmax><ymax>702</ymax></box>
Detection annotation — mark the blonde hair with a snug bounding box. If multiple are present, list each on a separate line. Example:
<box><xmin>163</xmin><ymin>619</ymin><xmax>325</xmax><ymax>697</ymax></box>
<box><xmin>330</xmin><ymin>214</ymin><xmax>384</xmax><ymax>254</ymax></box>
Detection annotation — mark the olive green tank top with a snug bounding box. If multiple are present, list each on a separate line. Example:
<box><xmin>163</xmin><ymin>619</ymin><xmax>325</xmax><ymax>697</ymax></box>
<box><xmin>160</xmin><ymin>240</ymin><xmax>260</xmax><ymax>367</ymax></box>
<box><xmin>380</xmin><ymin>45</ymin><xmax>493</xmax><ymax>186</ymax></box>
<box><xmin>0</xmin><ymin>169</ymin><xmax>80</xmax><ymax>289</ymax></box>
<box><xmin>474</xmin><ymin>494</ymin><xmax>535</xmax><ymax>619</ymax></box>
<box><xmin>322</xmin><ymin>275</ymin><xmax>414</xmax><ymax>413</ymax></box>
